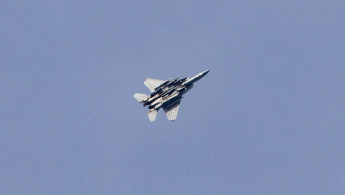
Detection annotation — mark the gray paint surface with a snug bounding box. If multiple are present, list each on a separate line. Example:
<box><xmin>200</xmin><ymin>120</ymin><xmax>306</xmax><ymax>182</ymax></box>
<box><xmin>134</xmin><ymin>70</ymin><xmax>209</xmax><ymax>121</ymax></box>
<box><xmin>1</xmin><ymin>1</ymin><xmax>345</xmax><ymax>194</ymax></box>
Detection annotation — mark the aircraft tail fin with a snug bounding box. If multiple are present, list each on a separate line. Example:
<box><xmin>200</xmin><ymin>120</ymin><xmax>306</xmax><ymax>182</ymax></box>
<box><xmin>148</xmin><ymin>110</ymin><xmax>158</xmax><ymax>122</ymax></box>
<box><xmin>134</xmin><ymin>93</ymin><xmax>149</xmax><ymax>102</ymax></box>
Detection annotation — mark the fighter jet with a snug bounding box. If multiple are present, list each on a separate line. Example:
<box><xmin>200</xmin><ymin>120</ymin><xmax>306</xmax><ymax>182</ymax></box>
<box><xmin>134</xmin><ymin>70</ymin><xmax>210</xmax><ymax>122</ymax></box>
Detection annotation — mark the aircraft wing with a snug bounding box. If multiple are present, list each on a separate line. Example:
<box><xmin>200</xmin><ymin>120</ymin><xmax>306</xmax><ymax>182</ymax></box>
<box><xmin>163</xmin><ymin>102</ymin><xmax>180</xmax><ymax>121</ymax></box>
<box><xmin>144</xmin><ymin>78</ymin><xmax>166</xmax><ymax>92</ymax></box>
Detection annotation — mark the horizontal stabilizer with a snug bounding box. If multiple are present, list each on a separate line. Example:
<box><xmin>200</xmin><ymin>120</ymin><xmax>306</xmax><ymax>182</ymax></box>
<box><xmin>134</xmin><ymin>93</ymin><xmax>149</xmax><ymax>102</ymax></box>
<box><xmin>148</xmin><ymin>110</ymin><xmax>158</xmax><ymax>122</ymax></box>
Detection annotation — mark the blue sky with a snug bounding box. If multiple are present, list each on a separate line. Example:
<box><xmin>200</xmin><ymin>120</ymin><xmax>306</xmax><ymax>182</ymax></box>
<box><xmin>1</xmin><ymin>1</ymin><xmax>345</xmax><ymax>194</ymax></box>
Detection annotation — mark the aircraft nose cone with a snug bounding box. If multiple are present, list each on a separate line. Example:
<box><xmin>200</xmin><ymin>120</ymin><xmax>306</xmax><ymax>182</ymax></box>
<box><xmin>201</xmin><ymin>70</ymin><xmax>210</xmax><ymax>76</ymax></box>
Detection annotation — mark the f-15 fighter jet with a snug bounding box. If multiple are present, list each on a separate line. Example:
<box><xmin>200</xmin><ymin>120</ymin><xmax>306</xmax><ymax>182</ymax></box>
<box><xmin>134</xmin><ymin>70</ymin><xmax>210</xmax><ymax>122</ymax></box>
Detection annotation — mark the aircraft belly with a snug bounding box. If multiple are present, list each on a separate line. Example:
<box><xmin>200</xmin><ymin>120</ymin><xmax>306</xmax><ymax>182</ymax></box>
<box><xmin>134</xmin><ymin>70</ymin><xmax>209</xmax><ymax>121</ymax></box>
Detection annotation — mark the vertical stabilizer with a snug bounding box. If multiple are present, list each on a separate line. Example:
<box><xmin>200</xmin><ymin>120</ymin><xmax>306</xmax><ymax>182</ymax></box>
<box><xmin>148</xmin><ymin>110</ymin><xmax>158</xmax><ymax>122</ymax></box>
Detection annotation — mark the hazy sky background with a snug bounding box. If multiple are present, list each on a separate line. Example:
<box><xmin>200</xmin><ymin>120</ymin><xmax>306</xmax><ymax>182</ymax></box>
<box><xmin>1</xmin><ymin>1</ymin><xmax>345</xmax><ymax>194</ymax></box>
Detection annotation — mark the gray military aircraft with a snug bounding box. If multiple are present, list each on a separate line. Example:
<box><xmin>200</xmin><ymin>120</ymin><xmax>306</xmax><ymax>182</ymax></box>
<box><xmin>134</xmin><ymin>70</ymin><xmax>210</xmax><ymax>122</ymax></box>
